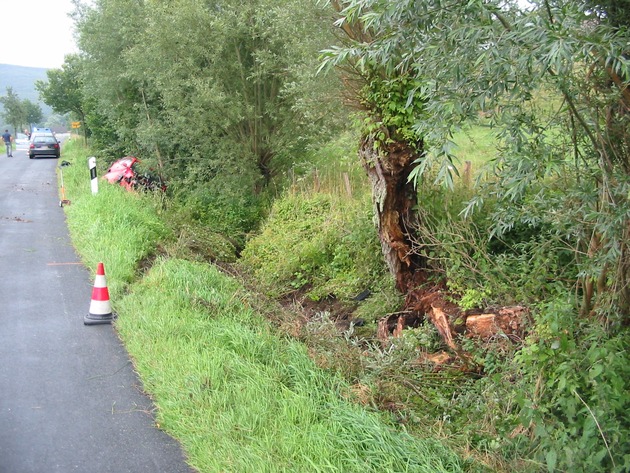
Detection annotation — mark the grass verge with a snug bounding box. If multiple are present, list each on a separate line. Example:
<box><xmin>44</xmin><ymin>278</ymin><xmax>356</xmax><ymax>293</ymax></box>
<box><xmin>58</xmin><ymin>137</ymin><xmax>479</xmax><ymax>472</ymax></box>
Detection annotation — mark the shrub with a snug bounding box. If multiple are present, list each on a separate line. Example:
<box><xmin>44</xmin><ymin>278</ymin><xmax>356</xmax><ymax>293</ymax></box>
<box><xmin>239</xmin><ymin>192</ymin><xmax>386</xmax><ymax>302</ymax></box>
<box><xmin>514</xmin><ymin>299</ymin><xmax>630</xmax><ymax>473</ymax></box>
<box><xmin>168</xmin><ymin>177</ymin><xmax>266</xmax><ymax>251</ymax></box>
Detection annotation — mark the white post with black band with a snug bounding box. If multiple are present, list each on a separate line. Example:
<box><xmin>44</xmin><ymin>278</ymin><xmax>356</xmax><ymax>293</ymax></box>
<box><xmin>88</xmin><ymin>156</ymin><xmax>98</xmax><ymax>195</ymax></box>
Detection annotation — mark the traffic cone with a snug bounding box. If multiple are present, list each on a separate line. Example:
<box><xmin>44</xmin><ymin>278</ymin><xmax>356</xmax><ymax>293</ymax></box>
<box><xmin>84</xmin><ymin>262</ymin><xmax>115</xmax><ymax>325</ymax></box>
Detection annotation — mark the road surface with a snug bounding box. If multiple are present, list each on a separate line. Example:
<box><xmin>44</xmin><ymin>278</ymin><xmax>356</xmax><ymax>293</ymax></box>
<box><xmin>0</xmin><ymin>143</ymin><xmax>196</xmax><ymax>473</ymax></box>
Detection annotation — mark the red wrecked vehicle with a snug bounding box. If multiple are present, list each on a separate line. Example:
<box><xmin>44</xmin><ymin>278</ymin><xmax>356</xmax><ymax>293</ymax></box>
<box><xmin>103</xmin><ymin>156</ymin><xmax>166</xmax><ymax>192</ymax></box>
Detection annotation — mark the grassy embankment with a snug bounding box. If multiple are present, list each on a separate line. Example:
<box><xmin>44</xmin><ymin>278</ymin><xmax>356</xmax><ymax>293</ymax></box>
<box><xmin>58</xmin><ymin>137</ymin><xmax>481</xmax><ymax>473</ymax></box>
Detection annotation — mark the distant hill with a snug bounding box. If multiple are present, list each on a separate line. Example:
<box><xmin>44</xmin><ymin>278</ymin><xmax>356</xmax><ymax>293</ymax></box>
<box><xmin>0</xmin><ymin>63</ymin><xmax>53</xmax><ymax>122</ymax></box>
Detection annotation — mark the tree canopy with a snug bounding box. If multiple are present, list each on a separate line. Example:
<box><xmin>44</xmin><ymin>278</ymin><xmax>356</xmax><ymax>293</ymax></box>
<box><xmin>61</xmin><ymin>0</ymin><xmax>346</xmax><ymax>243</ymax></box>
<box><xmin>36</xmin><ymin>55</ymin><xmax>86</xmax><ymax>128</ymax></box>
<box><xmin>324</xmin><ymin>0</ymin><xmax>630</xmax><ymax>322</ymax></box>
<box><xmin>72</xmin><ymin>0</ymin><xmax>342</xmax><ymax>181</ymax></box>
<box><xmin>1</xmin><ymin>87</ymin><xmax>25</xmax><ymax>133</ymax></box>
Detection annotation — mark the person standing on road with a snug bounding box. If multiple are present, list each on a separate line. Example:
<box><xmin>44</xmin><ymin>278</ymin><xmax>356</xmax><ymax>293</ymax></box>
<box><xmin>2</xmin><ymin>130</ymin><xmax>13</xmax><ymax>157</ymax></box>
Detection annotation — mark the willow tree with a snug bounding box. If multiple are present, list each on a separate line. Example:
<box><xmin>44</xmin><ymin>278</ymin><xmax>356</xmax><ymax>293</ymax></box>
<box><xmin>72</xmin><ymin>0</ymin><xmax>148</xmax><ymax>157</ymax></box>
<box><xmin>322</xmin><ymin>1</ymin><xmax>430</xmax><ymax>299</ymax></box>
<box><xmin>73</xmin><ymin>0</ymin><xmax>344</xmax><ymax>243</ymax></box>
<box><xmin>74</xmin><ymin>0</ymin><xmax>342</xmax><ymax>191</ymax></box>
<box><xmin>323</xmin><ymin>0</ymin><xmax>630</xmax><ymax>326</ymax></box>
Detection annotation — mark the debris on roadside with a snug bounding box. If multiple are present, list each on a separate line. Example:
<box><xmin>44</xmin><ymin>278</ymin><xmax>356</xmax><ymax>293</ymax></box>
<box><xmin>103</xmin><ymin>156</ymin><xmax>166</xmax><ymax>192</ymax></box>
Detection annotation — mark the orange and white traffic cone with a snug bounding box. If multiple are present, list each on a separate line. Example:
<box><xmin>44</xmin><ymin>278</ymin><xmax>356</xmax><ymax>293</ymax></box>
<box><xmin>84</xmin><ymin>262</ymin><xmax>115</xmax><ymax>325</ymax></box>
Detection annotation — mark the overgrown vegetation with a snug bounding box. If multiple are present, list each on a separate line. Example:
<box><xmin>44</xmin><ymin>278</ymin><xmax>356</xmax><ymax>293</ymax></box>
<box><xmin>43</xmin><ymin>1</ymin><xmax>630</xmax><ymax>471</ymax></box>
<box><xmin>237</xmin><ymin>128</ymin><xmax>630</xmax><ymax>472</ymax></box>
<box><xmin>60</xmin><ymin>139</ymin><xmax>474</xmax><ymax>473</ymax></box>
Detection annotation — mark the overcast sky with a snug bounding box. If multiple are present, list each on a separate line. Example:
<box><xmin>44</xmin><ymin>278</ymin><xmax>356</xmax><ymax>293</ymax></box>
<box><xmin>0</xmin><ymin>0</ymin><xmax>536</xmax><ymax>70</ymax></box>
<box><xmin>0</xmin><ymin>0</ymin><xmax>77</xmax><ymax>69</ymax></box>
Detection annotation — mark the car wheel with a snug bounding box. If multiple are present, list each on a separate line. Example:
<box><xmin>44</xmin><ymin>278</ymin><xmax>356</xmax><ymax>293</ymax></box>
<box><xmin>29</xmin><ymin>155</ymin><xmax>34</xmax><ymax>159</ymax></box>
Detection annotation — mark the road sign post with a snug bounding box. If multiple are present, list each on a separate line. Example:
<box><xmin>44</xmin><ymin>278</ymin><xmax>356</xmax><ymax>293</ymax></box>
<box><xmin>88</xmin><ymin>157</ymin><xmax>98</xmax><ymax>195</ymax></box>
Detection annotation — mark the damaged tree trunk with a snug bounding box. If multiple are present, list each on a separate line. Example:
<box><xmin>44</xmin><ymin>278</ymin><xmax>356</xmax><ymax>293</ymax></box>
<box><xmin>327</xmin><ymin>3</ymin><xmax>511</xmax><ymax>352</ymax></box>
<box><xmin>327</xmin><ymin>1</ymin><xmax>534</xmax><ymax>356</ymax></box>
<box><xmin>358</xmin><ymin>133</ymin><xmax>457</xmax><ymax>347</ymax></box>
<box><xmin>358</xmin><ymin>131</ymin><xmax>526</xmax><ymax>356</ymax></box>
<box><xmin>358</xmin><ymin>133</ymin><xmax>427</xmax><ymax>294</ymax></box>
<box><xmin>328</xmin><ymin>0</ymin><xmax>429</xmax><ymax>305</ymax></box>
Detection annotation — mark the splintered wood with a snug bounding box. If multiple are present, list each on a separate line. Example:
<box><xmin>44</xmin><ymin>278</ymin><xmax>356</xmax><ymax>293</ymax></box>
<box><xmin>465</xmin><ymin>306</ymin><xmax>528</xmax><ymax>341</ymax></box>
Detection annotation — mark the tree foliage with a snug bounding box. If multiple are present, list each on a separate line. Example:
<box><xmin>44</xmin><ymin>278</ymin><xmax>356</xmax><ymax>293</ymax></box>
<box><xmin>323</xmin><ymin>0</ymin><xmax>630</xmax><ymax>323</ymax></box>
<box><xmin>67</xmin><ymin>0</ymin><xmax>345</xmax><ymax>244</ymax></box>
<box><xmin>22</xmin><ymin>100</ymin><xmax>43</xmax><ymax>127</ymax></box>
<box><xmin>73</xmin><ymin>0</ymin><xmax>342</xmax><ymax>180</ymax></box>
<box><xmin>36</xmin><ymin>55</ymin><xmax>86</xmax><ymax>130</ymax></box>
<box><xmin>1</xmin><ymin>87</ymin><xmax>25</xmax><ymax>134</ymax></box>
<box><xmin>1</xmin><ymin>87</ymin><xmax>43</xmax><ymax>133</ymax></box>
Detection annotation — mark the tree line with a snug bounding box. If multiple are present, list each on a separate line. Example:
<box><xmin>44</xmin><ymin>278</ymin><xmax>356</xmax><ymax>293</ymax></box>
<box><xmin>1</xmin><ymin>86</ymin><xmax>43</xmax><ymax>135</ymax></box>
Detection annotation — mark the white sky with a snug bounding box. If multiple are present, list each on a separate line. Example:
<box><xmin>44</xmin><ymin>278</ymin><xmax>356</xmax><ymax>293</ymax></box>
<box><xmin>0</xmin><ymin>0</ymin><xmax>535</xmax><ymax>70</ymax></box>
<box><xmin>0</xmin><ymin>0</ymin><xmax>78</xmax><ymax>69</ymax></box>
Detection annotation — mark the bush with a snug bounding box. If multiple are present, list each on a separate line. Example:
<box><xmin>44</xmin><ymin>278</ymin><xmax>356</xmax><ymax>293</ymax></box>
<box><xmin>514</xmin><ymin>299</ymin><xmax>630</xmax><ymax>473</ymax></box>
<box><xmin>239</xmin><ymin>191</ymin><xmax>387</xmax><ymax>302</ymax></box>
<box><xmin>168</xmin><ymin>177</ymin><xmax>266</xmax><ymax>251</ymax></box>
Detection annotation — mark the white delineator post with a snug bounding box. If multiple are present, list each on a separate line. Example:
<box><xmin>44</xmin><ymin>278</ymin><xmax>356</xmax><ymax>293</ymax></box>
<box><xmin>88</xmin><ymin>156</ymin><xmax>98</xmax><ymax>195</ymax></box>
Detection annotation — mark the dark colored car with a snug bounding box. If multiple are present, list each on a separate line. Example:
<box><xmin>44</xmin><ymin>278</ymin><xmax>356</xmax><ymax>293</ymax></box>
<box><xmin>29</xmin><ymin>133</ymin><xmax>60</xmax><ymax>159</ymax></box>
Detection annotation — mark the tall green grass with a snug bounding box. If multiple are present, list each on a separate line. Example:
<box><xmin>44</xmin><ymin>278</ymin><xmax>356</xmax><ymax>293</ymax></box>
<box><xmin>59</xmin><ymin>138</ymin><xmax>476</xmax><ymax>472</ymax></box>
<box><xmin>59</xmin><ymin>138</ymin><xmax>170</xmax><ymax>295</ymax></box>
<box><xmin>118</xmin><ymin>258</ymin><xmax>468</xmax><ymax>472</ymax></box>
<box><xmin>239</xmin><ymin>192</ymin><xmax>385</xmax><ymax>302</ymax></box>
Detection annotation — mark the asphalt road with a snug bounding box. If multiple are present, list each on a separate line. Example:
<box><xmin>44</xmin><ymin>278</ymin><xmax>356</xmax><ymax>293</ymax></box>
<box><xmin>0</xmin><ymin>143</ymin><xmax>196</xmax><ymax>473</ymax></box>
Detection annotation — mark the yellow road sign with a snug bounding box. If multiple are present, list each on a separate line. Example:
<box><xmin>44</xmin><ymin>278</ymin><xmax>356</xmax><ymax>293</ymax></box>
<box><xmin>71</xmin><ymin>121</ymin><xmax>81</xmax><ymax>128</ymax></box>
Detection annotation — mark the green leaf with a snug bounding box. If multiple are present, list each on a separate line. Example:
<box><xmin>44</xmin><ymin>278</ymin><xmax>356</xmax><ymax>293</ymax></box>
<box><xmin>545</xmin><ymin>449</ymin><xmax>557</xmax><ymax>472</ymax></box>
<box><xmin>588</xmin><ymin>364</ymin><xmax>603</xmax><ymax>380</ymax></box>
